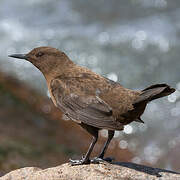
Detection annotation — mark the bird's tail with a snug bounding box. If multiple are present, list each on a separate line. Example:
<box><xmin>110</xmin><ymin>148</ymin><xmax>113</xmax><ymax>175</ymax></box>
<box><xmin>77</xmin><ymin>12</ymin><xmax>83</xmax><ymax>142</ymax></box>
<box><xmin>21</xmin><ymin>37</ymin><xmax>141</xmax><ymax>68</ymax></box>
<box><xmin>134</xmin><ymin>84</ymin><xmax>175</xmax><ymax>105</ymax></box>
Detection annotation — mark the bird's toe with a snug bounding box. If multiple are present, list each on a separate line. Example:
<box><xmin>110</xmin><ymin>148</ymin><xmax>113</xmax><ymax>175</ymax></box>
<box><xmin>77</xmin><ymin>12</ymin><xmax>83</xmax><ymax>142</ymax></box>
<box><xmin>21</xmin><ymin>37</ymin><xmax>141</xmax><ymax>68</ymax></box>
<box><xmin>91</xmin><ymin>157</ymin><xmax>115</xmax><ymax>163</ymax></box>
<box><xmin>69</xmin><ymin>157</ymin><xmax>90</xmax><ymax>166</ymax></box>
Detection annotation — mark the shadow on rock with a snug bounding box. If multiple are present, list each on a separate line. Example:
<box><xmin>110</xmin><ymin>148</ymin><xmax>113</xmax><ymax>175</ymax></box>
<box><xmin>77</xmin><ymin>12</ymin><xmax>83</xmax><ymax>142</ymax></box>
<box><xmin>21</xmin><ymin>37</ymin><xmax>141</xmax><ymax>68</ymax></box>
<box><xmin>113</xmin><ymin>161</ymin><xmax>180</xmax><ymax>177</ymax></box>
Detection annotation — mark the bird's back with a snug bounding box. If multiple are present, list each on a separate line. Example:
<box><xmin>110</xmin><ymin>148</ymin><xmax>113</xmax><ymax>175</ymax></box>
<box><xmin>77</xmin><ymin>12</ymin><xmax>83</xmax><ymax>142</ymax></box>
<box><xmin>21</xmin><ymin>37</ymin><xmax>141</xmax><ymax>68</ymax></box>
<box><xmin>54</xmin><ymin>65</ymin><xmax>142</xmax><ymax>124</ymax></box>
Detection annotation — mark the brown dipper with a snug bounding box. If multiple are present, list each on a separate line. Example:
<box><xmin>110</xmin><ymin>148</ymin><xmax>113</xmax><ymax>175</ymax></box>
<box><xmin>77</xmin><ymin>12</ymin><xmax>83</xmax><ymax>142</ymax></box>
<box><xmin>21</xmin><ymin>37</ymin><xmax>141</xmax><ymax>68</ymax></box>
<box><xmin>9</xmin><ymin>47</ymin><xmax>175</xmax><ymax>165</ymax></box>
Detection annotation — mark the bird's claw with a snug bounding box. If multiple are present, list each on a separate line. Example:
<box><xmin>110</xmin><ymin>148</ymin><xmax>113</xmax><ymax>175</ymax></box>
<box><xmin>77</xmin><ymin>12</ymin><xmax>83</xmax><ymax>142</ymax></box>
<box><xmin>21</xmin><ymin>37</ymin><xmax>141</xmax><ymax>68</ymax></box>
<box><xmin>91</xmin><ymin>157</ymin><xmax>115</xmax><ymax>164</ymax></box>
<box><xmin>69</xmin><ymin>157</ymin><xmax>90</xmax><ymax>166</ymax></box>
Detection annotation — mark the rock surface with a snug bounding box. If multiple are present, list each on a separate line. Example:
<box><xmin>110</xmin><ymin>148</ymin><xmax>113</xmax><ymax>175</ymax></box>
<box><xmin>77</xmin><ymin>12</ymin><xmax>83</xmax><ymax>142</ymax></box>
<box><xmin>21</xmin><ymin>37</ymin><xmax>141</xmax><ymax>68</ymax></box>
<box><xmin>1</xmin><ymin>161</ymin><xmax>180</xmax><ymax>180</ymax></box>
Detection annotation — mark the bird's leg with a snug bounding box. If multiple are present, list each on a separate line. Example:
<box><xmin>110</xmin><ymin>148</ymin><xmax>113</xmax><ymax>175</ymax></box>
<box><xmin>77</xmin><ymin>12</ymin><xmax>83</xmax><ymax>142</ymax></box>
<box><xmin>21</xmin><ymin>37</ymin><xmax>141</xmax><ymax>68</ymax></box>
<box><xmin>98</xmin><ymin>130</ymin><xmax>115</xmax><ymax>159</ymax></box>
<box><xmin>69</xmin><ymin>123</ymin><xmax>99</xmax><ymax>166</ymax></box>
<box><xmin>91</xmin><ymin>130</ymin><xmax>114</xmax><ymax>163</ymax></box>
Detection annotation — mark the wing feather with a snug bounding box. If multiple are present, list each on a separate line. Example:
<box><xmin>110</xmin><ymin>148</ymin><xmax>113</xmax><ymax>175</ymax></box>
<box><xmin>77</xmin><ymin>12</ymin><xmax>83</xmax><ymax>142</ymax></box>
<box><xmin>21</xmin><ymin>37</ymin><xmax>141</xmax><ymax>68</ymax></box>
<box><xmin>50</xmin><ymin>79</ymin><xmax>123</xmax><ymax>130</ymax></box>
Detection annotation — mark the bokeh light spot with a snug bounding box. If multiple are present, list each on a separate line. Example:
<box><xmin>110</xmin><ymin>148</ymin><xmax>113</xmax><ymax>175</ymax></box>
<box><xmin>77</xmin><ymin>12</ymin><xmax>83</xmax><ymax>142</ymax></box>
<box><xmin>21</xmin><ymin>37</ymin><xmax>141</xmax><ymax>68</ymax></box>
<box><xmin>107</xmin><ymin>73</ymin><xmax>118</xmax><ymax>82</ymax></box>
<box><xmin>124</xmin><ymin>125</ymin><xmax>133</xmax><ymax>134</ymax></box>
<box><xmin>119</xmin><ymin>140</ymin><xmax>128</xmax><ymax>149</ymax></box>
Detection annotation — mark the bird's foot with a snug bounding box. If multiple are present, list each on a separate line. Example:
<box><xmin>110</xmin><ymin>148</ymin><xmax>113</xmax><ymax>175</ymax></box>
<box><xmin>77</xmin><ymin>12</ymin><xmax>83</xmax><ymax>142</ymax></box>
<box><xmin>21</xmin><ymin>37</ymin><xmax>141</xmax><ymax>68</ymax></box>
<box><xmin>91</xmin><ymin>157</ymin><xmax>115</xmax><ymax>164</ymax></box>
<box><xmin>69</xmin><ymin>156</ymin><xmax>90</xmax><ymax>166</ymax></box>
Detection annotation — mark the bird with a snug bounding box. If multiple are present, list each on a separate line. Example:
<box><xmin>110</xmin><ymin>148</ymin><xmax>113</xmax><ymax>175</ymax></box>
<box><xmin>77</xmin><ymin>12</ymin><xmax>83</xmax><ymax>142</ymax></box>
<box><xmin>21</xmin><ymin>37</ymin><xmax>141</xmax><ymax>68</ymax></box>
<box><xmin>9</xmin><ymin>47</ymin><xmax>175</xmax><ymax>165</ymax></box>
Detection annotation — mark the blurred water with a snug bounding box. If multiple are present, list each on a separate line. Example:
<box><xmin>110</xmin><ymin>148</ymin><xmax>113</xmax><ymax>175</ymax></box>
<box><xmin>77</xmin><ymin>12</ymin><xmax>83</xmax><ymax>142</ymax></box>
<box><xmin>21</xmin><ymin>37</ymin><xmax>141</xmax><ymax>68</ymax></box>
<box><xmin>0</xmin><ymin>0</ymin><xmax>180</xmax><ymax>170</ymax></box>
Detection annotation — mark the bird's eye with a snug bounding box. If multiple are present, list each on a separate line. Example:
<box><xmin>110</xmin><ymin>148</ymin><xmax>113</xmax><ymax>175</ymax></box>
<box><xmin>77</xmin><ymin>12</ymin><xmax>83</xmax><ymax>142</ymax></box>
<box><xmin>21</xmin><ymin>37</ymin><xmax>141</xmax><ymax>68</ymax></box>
<box><xmin>36</xmin><ymin>52</ymin><xmax>44</xmax><ymax>57</ymax></box>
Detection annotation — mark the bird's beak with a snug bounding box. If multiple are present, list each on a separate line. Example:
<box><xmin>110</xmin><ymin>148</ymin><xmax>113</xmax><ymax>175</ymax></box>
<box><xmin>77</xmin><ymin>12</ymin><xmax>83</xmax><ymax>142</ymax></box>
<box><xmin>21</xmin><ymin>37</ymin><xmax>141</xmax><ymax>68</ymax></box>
<box><xmin>8</xmin><ymin>54</ymin><xmax>28</xmax><ymax>60</ymax></box>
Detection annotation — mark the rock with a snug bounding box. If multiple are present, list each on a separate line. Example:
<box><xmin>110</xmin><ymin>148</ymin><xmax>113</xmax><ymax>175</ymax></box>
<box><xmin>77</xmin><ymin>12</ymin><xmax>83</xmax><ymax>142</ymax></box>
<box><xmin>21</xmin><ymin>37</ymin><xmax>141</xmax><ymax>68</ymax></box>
<box><xmin>1</xmin><ymin>161</ymin><xmax>180</xmax><ymax>180</ymax></box>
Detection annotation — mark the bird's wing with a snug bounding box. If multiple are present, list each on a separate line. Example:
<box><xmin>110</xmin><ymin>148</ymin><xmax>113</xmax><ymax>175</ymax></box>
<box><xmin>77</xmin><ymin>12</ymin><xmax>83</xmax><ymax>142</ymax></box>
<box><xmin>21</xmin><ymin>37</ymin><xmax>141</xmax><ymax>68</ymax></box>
<box><xmin>50</xmin><ymin>78</ymin><xmax>123</xmax><ymax>130</ymax></box>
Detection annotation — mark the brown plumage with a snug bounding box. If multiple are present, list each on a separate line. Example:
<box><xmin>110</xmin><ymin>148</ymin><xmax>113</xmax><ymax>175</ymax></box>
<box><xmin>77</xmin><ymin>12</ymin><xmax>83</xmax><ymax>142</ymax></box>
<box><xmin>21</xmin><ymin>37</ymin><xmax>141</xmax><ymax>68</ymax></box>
<box><xmin>9</xmin><ymin>46</ymin><xmax>175</xmax><ymax>165</ymax></box>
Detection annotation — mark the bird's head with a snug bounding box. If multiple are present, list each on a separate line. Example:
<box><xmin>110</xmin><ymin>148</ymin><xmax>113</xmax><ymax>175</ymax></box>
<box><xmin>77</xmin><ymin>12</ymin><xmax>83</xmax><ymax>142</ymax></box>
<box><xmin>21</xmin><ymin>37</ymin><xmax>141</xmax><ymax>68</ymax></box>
<box><xmin>9</xmin><ymin>46</ymin><xmax>72</xmax><ymax>75</ymax></box>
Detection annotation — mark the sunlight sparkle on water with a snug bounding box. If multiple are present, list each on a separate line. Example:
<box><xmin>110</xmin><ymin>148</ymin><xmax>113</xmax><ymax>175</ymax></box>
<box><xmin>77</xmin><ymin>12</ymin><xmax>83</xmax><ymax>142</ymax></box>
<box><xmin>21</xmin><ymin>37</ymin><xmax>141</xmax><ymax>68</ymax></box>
<box><xmin>119</xmin><ymin>140</ymin><xmax>128</xmax><ymax>149</ymax></box>
<box><xmin>124</xmin><ymin>125</ymin><xmax>133</xmax><ymax>134</ymax></box>
<box><xmin>107</xmin><ymin>73</ymin><xmax>118</xmax><ymax>82</ymax></box>
<box><xmin>100</xmin><ymin>129</ymin><xmax>108</xmax><ymax>138</ymax></box>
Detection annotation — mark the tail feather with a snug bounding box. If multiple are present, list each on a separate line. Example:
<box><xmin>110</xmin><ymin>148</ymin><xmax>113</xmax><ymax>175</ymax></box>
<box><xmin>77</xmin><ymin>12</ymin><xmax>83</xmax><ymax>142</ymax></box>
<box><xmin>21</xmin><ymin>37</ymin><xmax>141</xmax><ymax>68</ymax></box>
<box><xmin>134</xmin><ymin>84</ymin><xmax>175</xmax><ymax>105</ymax></box>
<box><xmin>135</xmin><ymin>117</ymin><xmax>144</xmax><ymax>123</ymax></box>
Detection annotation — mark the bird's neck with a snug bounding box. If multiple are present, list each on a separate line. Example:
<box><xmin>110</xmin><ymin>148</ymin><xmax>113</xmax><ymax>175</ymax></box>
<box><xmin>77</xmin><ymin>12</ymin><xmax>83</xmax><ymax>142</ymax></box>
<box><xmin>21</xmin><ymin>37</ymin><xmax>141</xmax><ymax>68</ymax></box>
<box><xmin>43</xmin><ymin>59</ymin><xmax>75</xmax><ymax>84</ymax></box>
